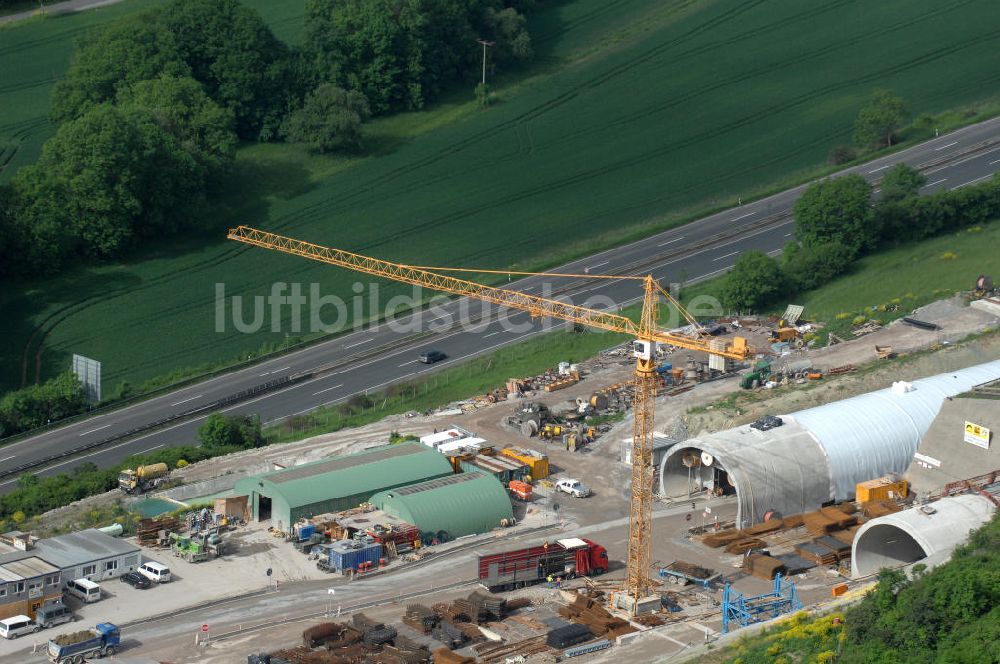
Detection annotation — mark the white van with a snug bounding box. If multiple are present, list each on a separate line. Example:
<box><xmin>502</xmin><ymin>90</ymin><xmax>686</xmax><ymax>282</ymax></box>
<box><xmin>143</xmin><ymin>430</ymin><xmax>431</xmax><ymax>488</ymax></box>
<box><xmin>66</xmin><ymin>578</ymin><xmax>102</xmax><ymax>603</ymax></box>
<box><xmin>138</xmin><ymin>561</ymin><xmax>171</xmax><ymax>583</ymax></box>
<box><xmin>0</xmin><ymin>615</ymin><xmax>39</xmax><ymax>639</ymax></box>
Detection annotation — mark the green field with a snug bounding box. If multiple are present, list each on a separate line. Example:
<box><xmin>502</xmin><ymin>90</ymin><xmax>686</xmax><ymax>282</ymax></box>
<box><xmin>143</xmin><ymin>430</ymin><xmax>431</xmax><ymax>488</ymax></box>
<box><xmin>3</xmin><ymin>0</ymin><xmax>1000</xmax><ymax>394</ymax></box>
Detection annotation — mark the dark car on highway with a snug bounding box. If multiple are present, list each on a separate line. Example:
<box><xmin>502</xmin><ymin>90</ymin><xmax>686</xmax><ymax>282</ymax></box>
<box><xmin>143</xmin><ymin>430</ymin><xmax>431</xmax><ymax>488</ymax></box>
<box><xmin>419</xmin><ymin>350</ymin><xmax>447</xmax><ymax>364</ymax></box>
<box><xmin>120</xmin><ymin>571</ymin><xmax>152</xmax><ymax>589</ymax></box>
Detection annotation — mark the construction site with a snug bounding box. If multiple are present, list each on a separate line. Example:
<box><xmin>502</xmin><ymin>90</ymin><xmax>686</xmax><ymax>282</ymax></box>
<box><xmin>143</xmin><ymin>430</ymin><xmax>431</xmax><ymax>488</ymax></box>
<box><xmin>3</xmin><ymin>224</ymin><xmax>997</xmax><ymax>664</ymax></box>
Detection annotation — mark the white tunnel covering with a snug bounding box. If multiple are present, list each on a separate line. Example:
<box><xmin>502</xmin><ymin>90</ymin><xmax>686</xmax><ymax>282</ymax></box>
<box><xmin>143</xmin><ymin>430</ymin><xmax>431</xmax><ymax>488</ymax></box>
<box><xmin>659</xmin><ymin>359</ymin><xmax>1000</xmax><ymax>526</ymax></box>
<box><xmin>851</xmin><ymin>494</ymin><xmax>995</xmax><ymax>577</ymax></box>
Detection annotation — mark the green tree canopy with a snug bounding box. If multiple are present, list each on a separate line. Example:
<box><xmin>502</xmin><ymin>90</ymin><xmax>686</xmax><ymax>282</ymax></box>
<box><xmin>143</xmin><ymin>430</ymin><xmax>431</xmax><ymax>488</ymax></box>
<box><xmin>281</xmin><ymin>84</ymin><xmax>371</xmax><ymax>153</ymax></box>
<box><xmin>879</xmin><ymin>163</ymin><xmax>926</xmax><ymax>203</ymax></box>
<box><xmin>793</xmin><ymin>174</ymin><xmax>874</xmax><ymax>258</ymax></box>
<box><xmin>854</xmin><ymin>88</ymin><xmax>907</xmax><ymax>149</ymax></box>
<box><xmin>781</xmin><ymin>240</ymin><xmax>854</xmax><ymax>292</ymax></box>
<box><xmin>13</xmin><ymin>104</ymin><xmax>203</xmax><ymax>263</ymax></box>
<box><xmin>198</xmin><ymin>413</ymin><xmax>265</xmax><ymax>450</ymax></box>
<box><xmin>721</xmin><ymin>250</ymin><xmax>786</xmax><ymax>312</ymax></box>
<box><xmin>0</xmin><ymin>372</ymin><xmax>87</xmax><ymax>436</ymax></box>
<box><xmin>117</xmin><ymin>74</ymin><xmax>238</xmax><ymax>178</ymax></box>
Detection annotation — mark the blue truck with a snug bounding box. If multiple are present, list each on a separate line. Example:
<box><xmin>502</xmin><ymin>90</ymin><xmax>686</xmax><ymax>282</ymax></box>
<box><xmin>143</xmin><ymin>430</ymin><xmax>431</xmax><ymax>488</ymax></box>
<box><xmin>47</xmin><ymin>623</ymin><xmax>120</xmax><ymax>663</ymax></box>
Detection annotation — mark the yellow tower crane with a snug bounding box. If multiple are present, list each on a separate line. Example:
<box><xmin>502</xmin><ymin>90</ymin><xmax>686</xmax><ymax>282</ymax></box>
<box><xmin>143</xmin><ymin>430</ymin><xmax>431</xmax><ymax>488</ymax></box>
<box><xmin>228</xmin><ymin>225</ymin><xmax>753</xmax><ymax>612</ymax></box>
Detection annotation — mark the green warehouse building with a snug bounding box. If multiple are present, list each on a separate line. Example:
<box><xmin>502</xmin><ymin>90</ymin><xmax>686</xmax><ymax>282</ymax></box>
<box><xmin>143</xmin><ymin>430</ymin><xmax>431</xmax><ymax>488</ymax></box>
<box><xmin>370</xmin><ymin>472</ymin><xmax>514</xmax><ymax>541</ymax></box>
<box><xmin>233</xmin><ymin>442</ymin><xmax>453</xmax><ymax>530</ymax></box>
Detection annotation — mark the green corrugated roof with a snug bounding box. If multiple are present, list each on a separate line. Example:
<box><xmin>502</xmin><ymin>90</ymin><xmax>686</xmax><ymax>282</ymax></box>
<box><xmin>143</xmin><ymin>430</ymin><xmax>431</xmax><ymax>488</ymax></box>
<box><xmin>371</xmin><ymin>472</ymin><xmax>514</xmax><ymax>539</ymax></box>
<box><xmin>233</xmin><ymin>441</ymin><xmax>453</xmax><ymax>508</ymax></box>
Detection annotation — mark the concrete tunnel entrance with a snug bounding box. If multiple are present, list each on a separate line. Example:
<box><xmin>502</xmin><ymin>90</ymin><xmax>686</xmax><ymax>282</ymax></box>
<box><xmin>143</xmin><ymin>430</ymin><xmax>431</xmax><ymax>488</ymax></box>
<box><xmin>853</xmin><ymin>523</ymin><xmax>928</xmax><ymax>577</ymax></box>
<box><xmin>659</xmin><ymin>446</ymin><xmax>736</xmax><ymax>499</ymax></box>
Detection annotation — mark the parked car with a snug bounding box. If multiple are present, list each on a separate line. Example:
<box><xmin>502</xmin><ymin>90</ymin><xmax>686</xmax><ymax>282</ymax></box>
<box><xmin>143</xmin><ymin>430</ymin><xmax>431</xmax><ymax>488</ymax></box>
<box><xmin>555</xmin><ymin>479</ymin><xmax>591</xmax><ymax>498</ymax></box>
<box><xmin>0</xmin><ymin>615</ymin><xmax>39</xmax><ymax>639</ymax></box>
<box><xmin>35</xmin><ymin>602</ymin><xmax>74</xmax><ymax>629</ymax></box>
<box><xmin>120</xmin><ymin>571</ymin><xmax>152</xmax><ymax>589</ymax></box>
<box><xmin>419</xmin><ymin>350</ymin><xmax>447</xmax><ymax>364</ymax></box>
<box><xmin>138</xmin><ymin>561</ymin><xmax>171</xmax><ymax>583</ymax></box>
<box><xmin>65</xmin><ymin>578</ymin><xmax>102</xmax><ymax>603</ymax></box>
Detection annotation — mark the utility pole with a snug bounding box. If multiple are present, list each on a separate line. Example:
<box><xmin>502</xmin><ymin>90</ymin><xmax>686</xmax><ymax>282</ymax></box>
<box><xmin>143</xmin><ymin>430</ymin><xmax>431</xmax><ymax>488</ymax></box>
<box><xmin>477</xmin><ymin>39</ymin><xmax>495</xmax><ymax>85</ymax></box>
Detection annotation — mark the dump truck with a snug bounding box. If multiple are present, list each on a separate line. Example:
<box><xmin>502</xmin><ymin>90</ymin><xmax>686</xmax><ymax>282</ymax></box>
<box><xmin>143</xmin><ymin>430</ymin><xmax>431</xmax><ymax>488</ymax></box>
<box><xmin>47</xmin><ymin>623</ymin><xmax>120</xmax><ymax>663</ymax></box>
<box><xmin>478</xmin><ymin>537</ymin><xmax>608</xmax><ymax>592</ymax></box>
<box><xmin>118</xmin><ymin>463</ymin><xmax>169</xmax><ymax>494</ymax></box>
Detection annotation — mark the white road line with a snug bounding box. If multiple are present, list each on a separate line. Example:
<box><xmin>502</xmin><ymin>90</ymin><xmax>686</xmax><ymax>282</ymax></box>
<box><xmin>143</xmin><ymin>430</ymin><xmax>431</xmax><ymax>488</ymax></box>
<box><xmin>784</xmin><ymin>233</ymin><xmax>793</xmax><ymax>237</ymax></box>
<box><xmin>483</xmin><ymin>331</ymin><xmax>503</xmax><ymax>337</ymax></box>
<box><xmin>698</xmin><ymin>266</ymin><xmax>733</xmax><ymax>280</ymax></box>
<box><xmin>588</xmin><ymin>261</ymin><xmax>610</xmax><ymax>270</ymax></box>
<box><xmin>731</xmin><ymin>211</ymin><xmax>756</xmax><ymax>221</ymax></box>
<box><xmin>312</xmin><ymin>383</ymin><xmax>343</xmax><ymax>396</ymax></box>
<box><xmin>712</xmin><ymin>251</ymin><xmax>739</xmax><ymax>262</ymax></box>
<box><xmin>991</xmin><ymin>158</ymin><xmax>1000</xmax><ymax>165</ymax></box>
<box><xmin>0</xmin><ymin>455</ymin><xmax>15</xmax><ymax>463</ymax></box>
<box><xmin>868</xmin><ymin>164</ymin><xmax>892</xmax><ymax>173</ymax></box>
<box><xmin>934</xmin><ymin>141</ymin><xmax>959</xmax><ymax>151</ymax></box>
<box><xmin>657</xmin><ymin>236</ymin><xmax>685</xmax><ymax>247</ymax></box>
<box><xmin>345</xmin><ymin>339</ymin><xmax>374</xmax><ymax>349</ymax></box>
<box><xmin>767</xmin><ymin>248</ymin><xmax>783</xmax><ymax>256</ymax></box>
<box><xmin>925</xmin><ymin>178</ymin><xmax>948</xmax><ymax>187</ymax></box>
<box><xmin>79</xmin><ymin>424</ymin><xmax>111</xmax><ymax>436</ymax></box>
<box><xmin>170</xmin><ymin>394</ymin><xmax>203</xmax><ymax>407</ymax></box>
<box><xmin>952</xmin><ymin>174</ymin><xmax>993</xmax><ymax>190</ymax></box>
<box><xmin>138</xmin><ymin>445</ymin><xmax>163</xmax><ymax>455</ymax></box>
<box><xmin>398</xmin><ymin>360</ymin><xmax>419</xmax><ymax>367</ymax></box>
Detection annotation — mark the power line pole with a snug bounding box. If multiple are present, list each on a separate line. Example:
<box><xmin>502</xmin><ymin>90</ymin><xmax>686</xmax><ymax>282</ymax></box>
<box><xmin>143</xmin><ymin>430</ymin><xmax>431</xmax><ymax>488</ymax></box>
<box><xmin>477</xmin><ymin>39</ymin><xmax>495</xmax><ymax>86</ymax></box>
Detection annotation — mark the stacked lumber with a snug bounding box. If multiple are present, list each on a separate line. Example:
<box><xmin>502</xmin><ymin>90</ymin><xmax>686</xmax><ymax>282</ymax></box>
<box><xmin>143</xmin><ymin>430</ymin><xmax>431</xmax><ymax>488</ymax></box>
<box><xmin>402</xmin><ymin>604</ymin><xmax>437</xmax><ymax>634</ymax></box>
<box><xmin>702</xmin><ymin>529</ymin><xmax>745</xmax><ymax>548</ymax></box>
<box><xmin>505</xmin><ymin>597</ymin><xmax>532</xmax><ymax>611</ymax></box>
<box><xmin>743</xmin><ymin>553</ymin><xmax>787</xmax><ymax>580</ymax></box>
<box><xmin>832</xmin><ymin>524</ymin><xmax>861</xmax><ymax>545</ymax></box>
<box><xmin>782</xmin><ymin>513</ymin><xmax>805</xmax><ymax>529</ymax></box>
<box><xmin>559</xmin><ymin>595</ymin><xmax>635</xmax><ymax>638</ymax></box>
<box><xmin>136</xmin><ymin>516</ymin><xmax>180</xmax><ymax>545</ymax></box>
<box><xmin>743</xmin><ymin>519</ymin><xmax>784</xmax><ymax>536</ymax></box>
<box><xmin>725</xmin><ymin>538</ymin><xmax>767</xmax><ymax>555</ymax></box>
<box><xmin>820</xmin><ymin>507</ymin><xmax>857</xmax><ymax>529</ymax></box>
<box><xmin>794</xmin><ymin>542</ymin><xmax>838</xmax><ymax>566</ymax></box>
<box><xmin>431</xmin><ymin>650</ymin><xmax>473</xmax><ymax>664</ymax></box>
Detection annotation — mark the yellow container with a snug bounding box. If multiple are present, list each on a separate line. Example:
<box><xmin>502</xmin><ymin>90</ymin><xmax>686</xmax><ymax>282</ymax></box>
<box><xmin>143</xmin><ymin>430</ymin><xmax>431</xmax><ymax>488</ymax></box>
<box><xmin>856</xmin><ymin>477</ymin><xmax>908</xmax><ymax>503</ymax></box>
<box><xmin>501</xmin><ymin>447</ymin><xmax>550</xmax><ymax>479</ymax></box>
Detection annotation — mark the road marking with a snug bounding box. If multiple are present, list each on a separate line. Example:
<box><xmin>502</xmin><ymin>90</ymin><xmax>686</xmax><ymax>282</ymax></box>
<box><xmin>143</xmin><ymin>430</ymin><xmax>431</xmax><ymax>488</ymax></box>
<box><xmin>934</xmin><ymin>141</ymin><xmax>959</xmax><ymax>151</ymax></box>
<box><xmin>345</xmin><ymin>339</ymin><xmax>374</xmax><ymax>349</ymax></box>
<box><xmin>767</xmin><ymin>248</ymin><xmax>783</xmax><ymax>256</ymax></box>
<box><xmin>483</xmin><ymin>331</ymin><xmax>503</xmax><ymax>338</ymax></box>
<box><xmin>731</xmin><ymin>211</ymin><xmax>756</xmax><ymax>221</ymax></box>
<box><xmin>259</xmin><ymin>366</ymin><xmax>290</xmax><ymax>376</ymax></box>
<box><xmin>784</xmin><ymin>233</ymin><xmax>793</xmax><ymax>237</ymax></box>
<box><xmin>925</xmin><ymin>178</ymin><xmax>948</xmax><ymax>187</ymax></box>
<box><xmin>79</xmin><ymin>424</ymin><xmax>111</xmax><ymax>436</ymax></box>
<box><xmin>312</xmin><ymin>383</ymin><xmax>343</xmax><ymax>396</ymax></box>
<box><xmin>398</xmin><ymin>360</ymin><xmax>419</xmax><ymax>367</ymax></box>
<box><xmin>952</xmin><ymin>174</ymin><xmax>993</xmax><ymax>190</ymax></box>
<box><xmin>657</xmin><ymin>236</ymin><xmax>685</xmax><ymax>247</ymax></box>
<box><xmin>170</xmin><ymin>394</ymin><xmax>203</xmax><ymax>407</ymax></box>
<box><xmin>991</xmin><ymin>158</ymin><xmax>1000</xmax><ymax>165</ymax></box>
<box><xmin>0</xmin><ymin>455</ymin><xmax>15</xmax><ymax>463</ymax></box>
<box><xmin>712</xmin><ymin>251</ymin><xmax>739</xmax><ymax>262</ymax></box>
<box><xmin>868</xmin><ymin>164</ymin><xmax>892</xmax><ymax>173</ymax></box>
<box><xmin>138</xmin><ymin>445</ymin><xmax>163</xmax><ymax>455</ymax></box>
<box><xmin>588</xmin><ymin>261</ymin><xmax>610</xmax><ymax>270</ymax></box>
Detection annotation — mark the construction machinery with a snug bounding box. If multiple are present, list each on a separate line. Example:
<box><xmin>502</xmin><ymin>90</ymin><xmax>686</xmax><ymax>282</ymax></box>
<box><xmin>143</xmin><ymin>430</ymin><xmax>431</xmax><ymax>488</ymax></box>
<box><xmin>118</xmin><ymin>463</ymin><xmax>169</xmax><ymax>494</ymax></box>
<box><xmin>169</xmin><ymin>530</ymin><xmax>223</xmax><ymax>562</ymax></box>
<box><xmin>228</xmin><ymin>225</ymin><xmax>754</xmax><ymax>613</ymax></box>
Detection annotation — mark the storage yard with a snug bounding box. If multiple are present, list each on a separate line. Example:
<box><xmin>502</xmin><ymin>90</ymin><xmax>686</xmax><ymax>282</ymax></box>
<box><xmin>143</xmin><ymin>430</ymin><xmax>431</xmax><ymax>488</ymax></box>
<box><xmin>1</xmin><ymin>292</ymin><xmax>998</xmax><ymax>664</ymax></box>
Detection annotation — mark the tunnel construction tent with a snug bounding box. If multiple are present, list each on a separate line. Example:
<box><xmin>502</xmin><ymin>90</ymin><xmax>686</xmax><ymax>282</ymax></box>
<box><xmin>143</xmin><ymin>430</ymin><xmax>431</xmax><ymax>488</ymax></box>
<box><xmin>851</xmin><ymin>493</ymin><xmax>995</xmax><ymax>577</ymax></box>
<box><xmin>370</xmin><ymin>472</ymin><xmax>514</xmax><ymax>540</ymax></box>
<box><xmin>659</xmin><ymin>359</ymin><xmax>1000</xmax><ymax>527</ymax></box>
<box><xmin>233</xmin><ymin>441</ymin><xmax>454</xmax><ymax>530</ymax></box>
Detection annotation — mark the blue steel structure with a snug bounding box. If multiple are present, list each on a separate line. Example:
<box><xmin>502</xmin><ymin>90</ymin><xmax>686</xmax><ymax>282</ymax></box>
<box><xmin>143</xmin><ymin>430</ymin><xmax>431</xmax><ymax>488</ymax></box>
<box><xmin>721</xmin><ymin>573</ymin><xmax>802</xmax><ymax>634</ymax></box>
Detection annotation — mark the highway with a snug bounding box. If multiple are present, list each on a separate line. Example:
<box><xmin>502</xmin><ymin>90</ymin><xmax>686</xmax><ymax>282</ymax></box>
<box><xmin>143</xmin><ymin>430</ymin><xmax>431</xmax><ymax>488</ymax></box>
<box><xmin>2</xmin><ymin>116</ymin><xmax>999</xmax><ymax>490</ymax></box>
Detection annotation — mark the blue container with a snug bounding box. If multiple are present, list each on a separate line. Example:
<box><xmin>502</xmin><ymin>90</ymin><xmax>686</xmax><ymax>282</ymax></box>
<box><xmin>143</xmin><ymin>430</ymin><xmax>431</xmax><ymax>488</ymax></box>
<box><xmin>297</xmin><ymin>523</ymin><xmax>317</xmax><ymax>540</ymax></box>
<box><xmin>328</xmin><ymin>539</ymin><xmax>382</xmax><ymax>573</ymax></box>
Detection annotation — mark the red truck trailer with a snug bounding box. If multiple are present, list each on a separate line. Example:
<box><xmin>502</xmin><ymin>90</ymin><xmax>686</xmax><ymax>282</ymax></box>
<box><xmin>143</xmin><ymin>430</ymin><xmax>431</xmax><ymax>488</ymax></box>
<box><xmin>478</xmin><ymin>537</ymin><xmax>609</xmax><ymax>592</ymax></box>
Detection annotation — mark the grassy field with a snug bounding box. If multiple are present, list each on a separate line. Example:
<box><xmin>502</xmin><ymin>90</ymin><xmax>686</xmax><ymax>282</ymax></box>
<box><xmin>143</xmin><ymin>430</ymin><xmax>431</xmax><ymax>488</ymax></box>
<box><xmin>3</xmin><ymin>0</ymin><xmax>1000</xmax><ymax>395</ymax></box>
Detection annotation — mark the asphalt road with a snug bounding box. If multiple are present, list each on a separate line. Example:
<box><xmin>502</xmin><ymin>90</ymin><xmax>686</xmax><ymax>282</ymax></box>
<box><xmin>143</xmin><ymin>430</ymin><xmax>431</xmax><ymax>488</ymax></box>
<box><xmin>2</xmin><ymin>117</ymin><xmax>1000</xmax><ymax>489</ymax></box>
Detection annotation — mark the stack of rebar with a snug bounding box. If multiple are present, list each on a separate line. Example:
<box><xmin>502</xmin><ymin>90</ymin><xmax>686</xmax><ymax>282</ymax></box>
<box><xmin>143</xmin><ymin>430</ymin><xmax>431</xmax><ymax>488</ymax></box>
<box><xmin>303</xmin><ymin>623</ymin><xmax>349</xmax><ymax>648</ymax></box>
<box><xmin>402</xmin><ymin>604</ymin><xmax>437</xmax><ymax>634</ymax></box>
<box><xmin>701</xmin><ymin>529</ymin><xmax>745</xmax><ymax>548</ymax></box>
<box><xmin>557</xmin><ymin>595</ymin><xmax>634</xmax><ymax>638</ymax></box>
<box><xmin>136</xmin><ymin>516</ymin><xmax>180</xmax><ymax>546</ymax></box>
<box><xmin>742</xmin><ymin>553</ymin><xmax>787</xmax><ymax>580</ymax></box>
<box><xmin>794</xmin><ymin>542</ymin><xmax>839</xmax><ymax>566</ymax></box>
<box><xmin>431</xmin><ymin>620</ymin><xmax>468</xmax><ymax>649</ymax></box>
<box><xmin>724</xmin><ymin>537</ymin><xmax>767</xmax><ymax>554</ymax></box>
<box><xmin>467</xmin><ymin>590</ymin><xmax>507</xmax><ymax>620</ymax></box>
<box><xmin>430</xmin><ymin>648</ymin><xmax>474</xmax><ymax>664</ymax></box>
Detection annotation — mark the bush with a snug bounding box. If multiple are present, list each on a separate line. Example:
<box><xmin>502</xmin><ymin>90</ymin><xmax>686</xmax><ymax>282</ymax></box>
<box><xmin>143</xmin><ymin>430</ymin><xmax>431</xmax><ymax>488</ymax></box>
<box><xmin>0</xmin><ymin>373</ymin><xmax>88</xmax><ymax>438</ymax></box>
<box><xmin>198</xmin><ymin>412</ymin><xmax>265</xmax><ymax>450</ymax></box>
<box><xmin>721</xmin><ymin>251</ymin><xmax>787</xmax><ymax>312</ymax></box>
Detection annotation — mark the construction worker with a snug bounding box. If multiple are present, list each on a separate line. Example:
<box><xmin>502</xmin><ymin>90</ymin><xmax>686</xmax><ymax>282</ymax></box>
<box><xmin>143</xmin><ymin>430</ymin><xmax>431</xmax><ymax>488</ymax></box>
<box><xmin>556</xmin><ymin>576</ymin><xmax>562</xmax><ymax>589</ymax></box>
<box><xmin>547</xmin><ymin>574</ymin><xmax>554</xmax><ymax>586</ymax></box>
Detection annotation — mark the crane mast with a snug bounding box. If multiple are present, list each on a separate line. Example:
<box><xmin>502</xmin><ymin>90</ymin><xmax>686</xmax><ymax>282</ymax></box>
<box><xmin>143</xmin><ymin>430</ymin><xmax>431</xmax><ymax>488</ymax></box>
<box><xmin>228</xmin><ymin>225</ymin><xmax>752</xmax><ymax>611</ymax></box>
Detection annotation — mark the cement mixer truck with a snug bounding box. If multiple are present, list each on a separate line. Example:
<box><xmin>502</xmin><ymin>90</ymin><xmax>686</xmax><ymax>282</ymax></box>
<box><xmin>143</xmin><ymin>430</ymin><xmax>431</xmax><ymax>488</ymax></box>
<box><xmin>118</xmin><ymin>463</ymin><xmax>169</xmax><ymax>494</ymax></box>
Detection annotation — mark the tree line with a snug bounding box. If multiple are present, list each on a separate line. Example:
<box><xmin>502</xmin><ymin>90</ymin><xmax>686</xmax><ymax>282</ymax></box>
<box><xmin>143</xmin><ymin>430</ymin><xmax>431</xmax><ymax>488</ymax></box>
<box><xmin>0</xmin><ymin>0</ymin><xmax>538</xmax><ymax>280</ymax></box>
<box><xmin>720</xmin><ymin>165</ymin><xmax>1000</xmax><ymax>313</ymax></box>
